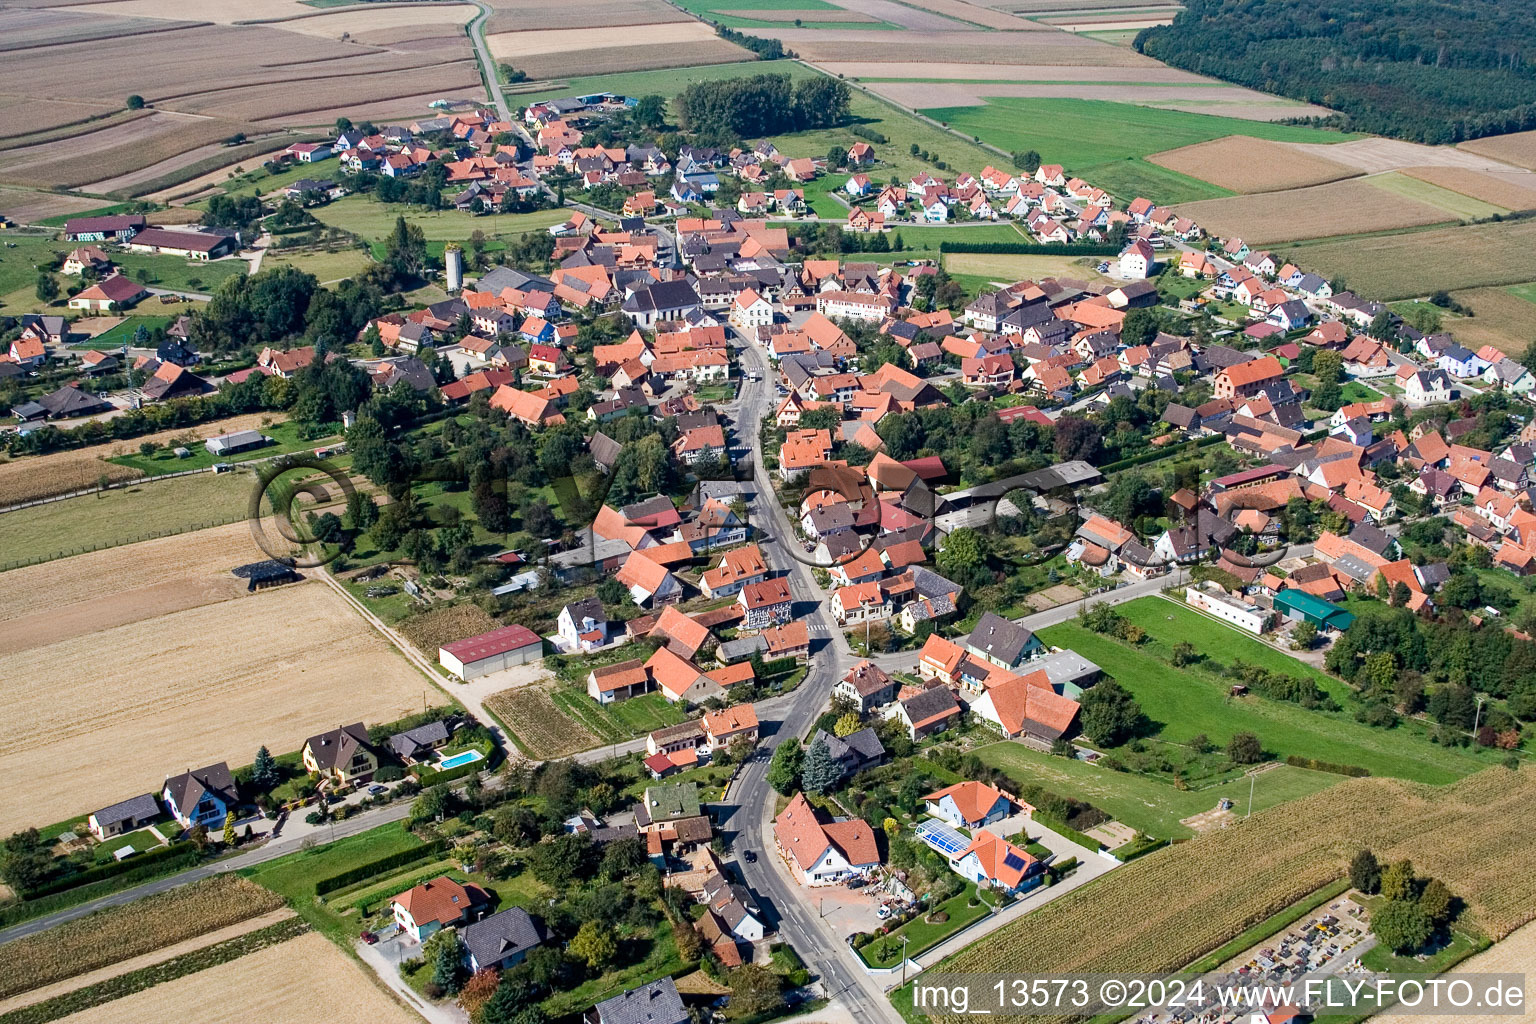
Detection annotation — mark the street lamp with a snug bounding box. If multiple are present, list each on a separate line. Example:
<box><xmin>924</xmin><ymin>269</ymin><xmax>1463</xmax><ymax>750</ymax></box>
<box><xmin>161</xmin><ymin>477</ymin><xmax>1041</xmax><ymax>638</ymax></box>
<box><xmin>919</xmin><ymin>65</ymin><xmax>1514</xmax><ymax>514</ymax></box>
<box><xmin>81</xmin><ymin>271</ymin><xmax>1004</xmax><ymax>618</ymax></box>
<box><xmin>900</xmin><ymin>934</ymin><xmax>910</xmax><ymax>985</ymax></box>
<box><xmin>1473</xmin><ymin>694</ymin><xmax>1487</xmax><ymax>738</ymax></box>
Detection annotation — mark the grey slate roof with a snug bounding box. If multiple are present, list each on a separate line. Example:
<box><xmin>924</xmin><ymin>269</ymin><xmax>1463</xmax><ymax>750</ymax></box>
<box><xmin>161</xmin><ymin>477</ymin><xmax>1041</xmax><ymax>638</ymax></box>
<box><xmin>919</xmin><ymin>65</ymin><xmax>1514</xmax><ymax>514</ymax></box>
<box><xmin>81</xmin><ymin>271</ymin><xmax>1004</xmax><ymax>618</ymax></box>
<box><xmin>591</xmin><ymin>976</ymin><xmax>688</xmax><ymax>1024</ymax></box>
<box><xmin>462</xmin><ymin>907</ymin><xmax>548</xmax><ymax>969</ymax></box>
<box><xmin>162</xmin><ymin>762</ymin><xmax>236</xmax><ymax>819</ymax></box>
<box><xmin>91</xmin><ymin>793</ymin><xmax>161</xmax><ymax>829</ymax></box>
<box><xmin>389</xmin><ymin>720</ymin><xmax>450</xmax><ymax>760</ymax></box>
<box><xmin>965</xmin><ymin>612</ymin><xmax>1037</xmax><ymax>666</ymax></box>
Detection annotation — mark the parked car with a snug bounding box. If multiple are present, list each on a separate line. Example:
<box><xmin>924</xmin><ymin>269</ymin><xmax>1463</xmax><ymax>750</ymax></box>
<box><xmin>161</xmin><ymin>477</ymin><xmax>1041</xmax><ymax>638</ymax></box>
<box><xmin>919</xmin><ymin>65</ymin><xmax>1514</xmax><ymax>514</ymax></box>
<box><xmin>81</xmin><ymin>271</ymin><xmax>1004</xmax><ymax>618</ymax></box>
<box><xmin>360</xmin><ymin>930</ymin><xmax>378</xmax><ymax>945</ymax></box>
<box><xmin>368</xmin><ymin>784</ymin><xmax>386</xmax><ymax>795</ymax></box>
<box><xmin>743</xmin><ymin>849</ymin><xmax>757</xmax><ymax>863</ymax></box>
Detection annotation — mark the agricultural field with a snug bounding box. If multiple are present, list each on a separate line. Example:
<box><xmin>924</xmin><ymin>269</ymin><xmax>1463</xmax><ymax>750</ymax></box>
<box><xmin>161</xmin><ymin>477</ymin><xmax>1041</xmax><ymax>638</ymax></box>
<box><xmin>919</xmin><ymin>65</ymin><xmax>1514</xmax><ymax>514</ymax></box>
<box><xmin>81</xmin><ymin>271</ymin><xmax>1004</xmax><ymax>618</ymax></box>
<box><xmin>0</xmin><ymin>411</ymin><xmax>284</xmax><ymax>506</ymax></box>
<box><xmin>1416</xmin><ymin>284</ymin><xmax>1536</xmax><ymax>356</ymax></box>
<box><xmin>942</xmin><ymin>251</ymin><xmax>1109</xmax><ymax>287</ymax></box>
<box><xmin>519</xmin><ymin>58</ymin><xmax>823</xmax><ymax>102</ymax></box>
<box><xmin>1038</xmin><ymin>598</ymin><xmax>1496</xmax><ymax>784</ymax></box>
<box><xmin>0</xmin><ymin>186</ymin><xmax>113</xmax><ymax>225</ymax></box>
<box><xmin>672</xmin><ymin>0</ymin><xmax>887</xmax><ymax>29</ymax></box>
<box><xmin>974</xmin><ymin>742</ymin><xmax>1341</xmax><ymax>837</ymax></box>
<box><xmin>1367</xmin><ymin>170</ymin><xmax>1510</xmax><ymax>219</ymax></box>
<box><xmin>928</xmin><ymin>765</ymin><xmax>1536</xmax><ymax>1024</ymax></box>
<box><xmin>1170</xmin><ymin>177</ymin><xmax>1457</xmax><ymax>244</ymax></box>
<box><xmin>308</xmin><ymin>196</ymin><xmax>566</xmax><ymax>244</ymax></box>
<box><xmin>1458</xmin><ymin>129</ymin><xmax>1536</xmax><ymax>171</ymax></box>
<box><xmin>0</xmin><ymin>580</ymin><xmax>431</xmax><ymax>834</ymax></box>
<box><xmin>484</xmin><ymin>0</ymin><xmax>692</xmax><ymax>33</ymax></box>
<box><xmin>486</xmin><ymin>683</ymin><xmax>602</xmax><ymax>758</ymax></box>
<box><xmin>1282</xmin><ymin>217</ymin><xmax>1536</xmax><ymax>299</ymax></box>
<box><xmin>261</xmin><ymin>247</ymin><xmax>373</xmax><ymax>284</ymax></box>
<box><xmin>0</xmin><ymin>522</ymin><xmax>261</xmax><ymax>656</ymax></box>
<box><xmin>1147</xmin><ymin>135</ymin><xmax>1361</xmax><ymax>193</ymax></box>
<box><xmin>0</xmin><ymin>876</ymin><xmax>284</xmax><ymax>1004</ymax></box>
<box><xmin>1370</xmin><ymin>918</ymin><xmax>1536</xmax><ymax>1024</ymax></box>
<box><xmin>0</xmin><ymin>469</ymin><xmax>258</xmax><ymax>568</ymax></box>
<box><xmin>917</xmin><ymin>99</ymin><xmax>1356</xmax><ymax>202</ymax></box>
<box><xmin>1400</xmin><ymin>165</ymin><xmax>1536</xmax><ymax>212</ymax></box>
<box><xmin>488</xmin><ymin>21</ymin><xmax>752</xmax><ymax>78</ymax></box>
<box><xmin>48</xmin><ymin>930</ymin><xmax>418</xmax><ymax>1024</ymax></box>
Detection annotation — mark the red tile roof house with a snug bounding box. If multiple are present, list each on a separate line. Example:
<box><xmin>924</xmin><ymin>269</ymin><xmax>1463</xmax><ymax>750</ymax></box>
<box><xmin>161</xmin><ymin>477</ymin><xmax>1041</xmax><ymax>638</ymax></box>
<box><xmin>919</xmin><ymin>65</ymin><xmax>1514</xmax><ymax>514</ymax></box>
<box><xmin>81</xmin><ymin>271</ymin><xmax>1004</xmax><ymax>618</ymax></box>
<box><xmin>390</xmin><ymin>876</ymin><xmax>490</xmax><ymax>942</ymax></box>
<box><xmin>773</xmin><ymin>792</ymin><xmax>880</xmax><ymax>886</ymax></box>
<box><xmin>67</xmin><ymin>274</ymin><xmax>148</xmax><ymax>312</ymax></box>
<box><xmin>438</xmin><ymin>624</ymin><xmax>543</xmax><ymax>680</ymax></box>
<box><xmin>923</xmin><ymin>781</ymin><xmax>1013</xmax><ymax>829</ymax></box>
<box><xmin>739</xmin><ymin>576</ymin><xmax>794</xmax><ymax>629</ymax></box>
<box><xmin>587</xmin><ymin>659</ymin><xmax>654</xmax><ymax>704</ymax></box>
<box><xmin>950</xmin><ymin>830</ymin><xmax>1043</xmax><ymax>896</ymax></box>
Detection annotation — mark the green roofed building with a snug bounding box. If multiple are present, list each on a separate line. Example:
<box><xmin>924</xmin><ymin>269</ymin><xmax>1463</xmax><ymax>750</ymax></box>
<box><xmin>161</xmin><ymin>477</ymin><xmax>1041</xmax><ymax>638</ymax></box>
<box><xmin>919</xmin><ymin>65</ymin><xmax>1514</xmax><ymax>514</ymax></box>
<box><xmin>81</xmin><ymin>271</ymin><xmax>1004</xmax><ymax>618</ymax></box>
<box><xmin>637</xmin><ymin>782</ymin><xmax>700</xmax><ymax>828</ymax></box>
<box><xmin>1274</xmin><ymin>589</ymin><xmax>1355</xmax><ymax>632</ymax></box>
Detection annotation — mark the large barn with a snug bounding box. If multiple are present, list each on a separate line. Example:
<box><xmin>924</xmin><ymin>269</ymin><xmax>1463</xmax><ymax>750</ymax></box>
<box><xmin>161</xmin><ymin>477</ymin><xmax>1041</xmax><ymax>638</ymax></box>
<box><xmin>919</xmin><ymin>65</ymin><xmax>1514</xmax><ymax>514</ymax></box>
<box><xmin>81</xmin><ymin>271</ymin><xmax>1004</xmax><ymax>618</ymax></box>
<box><xmin>439</xmin><ymin>624</ymin><xmax>544</xmax><ymax>680</ymax></box>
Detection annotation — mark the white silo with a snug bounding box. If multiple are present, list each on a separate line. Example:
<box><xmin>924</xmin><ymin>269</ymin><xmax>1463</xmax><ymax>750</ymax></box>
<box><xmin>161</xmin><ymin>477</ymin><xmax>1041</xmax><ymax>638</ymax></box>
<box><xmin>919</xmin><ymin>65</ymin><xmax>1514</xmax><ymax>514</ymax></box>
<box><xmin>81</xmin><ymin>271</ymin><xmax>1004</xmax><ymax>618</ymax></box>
<box><xmin>445</xmin><ymin>244</ymin><xmax>464</xmax><ymax>291</ymax></box>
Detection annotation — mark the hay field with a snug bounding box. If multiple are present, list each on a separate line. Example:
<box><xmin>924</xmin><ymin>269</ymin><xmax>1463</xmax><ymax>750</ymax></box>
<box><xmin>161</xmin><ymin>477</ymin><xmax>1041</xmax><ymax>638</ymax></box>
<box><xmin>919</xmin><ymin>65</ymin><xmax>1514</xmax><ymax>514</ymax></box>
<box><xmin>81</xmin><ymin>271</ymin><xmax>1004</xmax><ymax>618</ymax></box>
<box><xmin>883</xmin><ymin>0</ymin><xmax>1032</xmax><ymax>29</ymax></box>
<box><xmin>764</xmin><ymin>28</ymin><xmax>1160</xmax><ymax>64</ymax></box>
<box><xmin>0</xmin><ymin>411</ymin><xmax>283</xmax><ymax>506</ymax></box>
<box><xmin>821</xmin><ymin>61</ymin><xmax>1207</xmax><ymax>81</ymax></box>
<box><xmin>1459</xmin><ymin>129</ymin><xmax>1536</xmax><ymax>171</ymax></box>
<box><xmin>484</xmin><ymin>0</ymin><xmax>692</xmax><ymax>32</ymax></box>
<box><xmin>266</xmin><ymin>3</ymin><xmax>477</xmax><ymax>38</ymax></box>
<box><xmin>717</xmin><ymin>8</ymin><xmax>877</xmax><ymax>20</ymax></box>
<box><xmin>932</xmin><ymin>767</ymin><xmax>1536</xmax><ymax>1024</ymax></box>
<box><xmin>943</xmin><ymin>251</ymin><xmax>1108</xmax><ymax>284</ymax></box>
<box><xmin>0</xmin><ymin>581</ymin><xmax>429</xmax><ymax>834</ymax></box>
<box><xmin>1402</xmin><ymin>166</ymin><xmax>1536</xmax><ymax>211</ymax></box>
<box><xmin>0</xmin><ymin>522</ymin><xmax>259</xmax><ymax>655</ymax></box>
<box><xmin>1371</xmin><ymin>919</ymin><xmax>1536</xmax><ymax>1024</ymax></box>
<box><xmin>1171</xmin><ymin>178</ymin><xmax>1454</xmax><ymax>243</ymax></box>
<box><xmin>485</xmin><ymin>21</ymin><xmax>721</xmax><ymax>58</ymax></box>
<box><xmin>1148</xmin><ymin>135</ymin><xmax>1360</xmax><ymax>193</ymax></box>
<box><xmin>52</xmin><ymin>931</ymin><xmax>419</xmax><ymax>1024</ymax></box>
<box><xmin>1288</xmin><ymin>136</ymin><xmax>1524</xmax><ymax>174</ymax></box>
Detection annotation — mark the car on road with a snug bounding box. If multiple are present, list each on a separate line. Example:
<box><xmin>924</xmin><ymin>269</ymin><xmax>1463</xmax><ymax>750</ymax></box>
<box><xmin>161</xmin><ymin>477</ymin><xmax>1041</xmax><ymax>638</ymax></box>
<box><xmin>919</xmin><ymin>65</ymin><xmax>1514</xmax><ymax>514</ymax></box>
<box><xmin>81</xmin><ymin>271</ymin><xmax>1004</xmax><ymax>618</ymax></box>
<box><xmin>743</xmin><ymin>849</ymin><xmax>757</xmax><ymax>862</ymax></box>
<box><xmin>368</xmin><ymin>784</ymin><xmax>387</xmax><ymax>795</ymax></box>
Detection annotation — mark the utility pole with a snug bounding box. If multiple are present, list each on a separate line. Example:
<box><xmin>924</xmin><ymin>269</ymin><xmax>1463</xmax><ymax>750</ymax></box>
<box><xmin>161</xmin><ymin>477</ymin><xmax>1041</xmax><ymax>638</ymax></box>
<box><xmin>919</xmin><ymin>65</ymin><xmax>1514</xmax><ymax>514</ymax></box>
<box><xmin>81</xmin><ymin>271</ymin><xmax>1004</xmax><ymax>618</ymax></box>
<box><xmin>1473</xmin><ymin>695</ymin><xmax>1487</xmax><ymax>738</ymax></box>
<box><xmin>1247</xmin><ymin>771</ymin><xmax>1256</xmax><ymax>818</ymax></box>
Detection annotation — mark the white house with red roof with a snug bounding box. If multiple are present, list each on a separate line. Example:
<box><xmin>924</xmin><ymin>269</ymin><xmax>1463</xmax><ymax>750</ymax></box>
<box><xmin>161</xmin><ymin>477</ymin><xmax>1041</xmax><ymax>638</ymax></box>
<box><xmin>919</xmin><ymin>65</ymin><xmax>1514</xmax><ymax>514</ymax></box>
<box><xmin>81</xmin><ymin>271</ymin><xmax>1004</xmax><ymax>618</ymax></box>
<box><xmin>773</xmin><ymin>792</ymin><xmax>880</xmax><ymax>886</ymax></box>
<box><xmin>923</xmin><ymin>781</ymin><xmax>1012</xmax><ymax>829</ymax></box>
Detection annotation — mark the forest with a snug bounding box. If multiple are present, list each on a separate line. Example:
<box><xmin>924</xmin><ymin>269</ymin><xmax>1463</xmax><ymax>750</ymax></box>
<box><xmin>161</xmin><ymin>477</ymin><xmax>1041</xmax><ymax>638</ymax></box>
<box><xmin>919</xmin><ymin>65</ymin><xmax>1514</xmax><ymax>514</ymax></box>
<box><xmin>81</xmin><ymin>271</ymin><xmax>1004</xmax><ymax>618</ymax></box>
<box><xmin>1136</xmin><ymin>0</ymin><xmax>1536</xmax><ymax>143</ymax></box>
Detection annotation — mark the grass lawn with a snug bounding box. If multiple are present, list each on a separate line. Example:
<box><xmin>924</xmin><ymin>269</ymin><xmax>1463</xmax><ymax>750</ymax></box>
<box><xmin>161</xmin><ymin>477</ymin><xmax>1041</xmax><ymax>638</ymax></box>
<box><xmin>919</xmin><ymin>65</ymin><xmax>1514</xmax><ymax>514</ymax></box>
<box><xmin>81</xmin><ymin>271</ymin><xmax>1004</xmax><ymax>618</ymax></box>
<box><xmin>1358</xmin><ymin>925</ymin><xmax>1488</xmax><ymax>976</ymax></box>
<box><xmin>92</xmin><ymin>826</ymin><xmax>166</xmax><ymax>861</ymax></box>
<box><xmin>242</xmin><ymin>821</ymin><xmax>426</xmax><ymax>940</ymax></box>
<box><xmin>194</xmin><ymin>159</ymin><xmax>347</xmax><ymax>203</ymax></box>
<box><xmin>110</xmin><ymin>251</ymin><xmax>247</xmax><ymax>293</ymax></box>
<box><xmin>858</xmin><ymin>881</ymin><xmax>993</xmax><ymax>967</ymax></box>
<box><xmin>309</xmin><ymin>196</ymin><xmax>566</xmax><ymax>245</ymax></box>
<box><xmin>973</xmin><ymin>742</ymin><xmax>1341</xmax><ymax>837</ymax></box>
<box><xmin>74</xmin><ymin>314</ymin><xmax>175</xmax><ymax>351</ymax></box>
<box><xmin>918</xmin><ymin>99</ymin><xmax>1357</xmax><ymax>199</ymax></box>
<box><xmin>263</xmin><ymin>247</ymin><xmax>374</xmax><ymax>284</ymax></box>
<box><xmin>107</xmin><ymin>420</ymin><xmax>336</xmax><ymax>476</ymax></box>
<box><xmin>1510</xmin><ymin>281</ymin><xmax>1536</xmax><ymax>305</ymax></box>
<box><xmin>1039</xmin><ymin>597</ymin><xmax>1500</xmax><ymax>784</ymax></box>
<box><xmin>1340</xmin><ymin>380</ymin><xmax>1384</xmax><ymax>403</ymax></box>
<box><xmin>0</xmin><ymin>230</ymin><xmax>70</xmax><ymax>314</ymax></box>
<box><xmin>1080</xmin><ymin>156</ymin><xmax>1237</xmax><ymax>205</ymax></box>
<box><xmin>0</xmin><ymin>470</ymin><xmax>255</xmax><ymax>569</ymax></box>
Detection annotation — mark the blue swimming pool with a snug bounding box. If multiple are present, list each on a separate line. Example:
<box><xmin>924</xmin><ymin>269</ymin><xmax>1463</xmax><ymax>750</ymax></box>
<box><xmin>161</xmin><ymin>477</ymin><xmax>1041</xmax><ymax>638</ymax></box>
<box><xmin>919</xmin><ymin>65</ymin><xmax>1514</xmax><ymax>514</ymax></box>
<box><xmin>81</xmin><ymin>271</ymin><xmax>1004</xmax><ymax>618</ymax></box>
<box><xmin>437</xmin><ymin>749</ymin><xmax>484</xmax><ymax>770</ymax></box>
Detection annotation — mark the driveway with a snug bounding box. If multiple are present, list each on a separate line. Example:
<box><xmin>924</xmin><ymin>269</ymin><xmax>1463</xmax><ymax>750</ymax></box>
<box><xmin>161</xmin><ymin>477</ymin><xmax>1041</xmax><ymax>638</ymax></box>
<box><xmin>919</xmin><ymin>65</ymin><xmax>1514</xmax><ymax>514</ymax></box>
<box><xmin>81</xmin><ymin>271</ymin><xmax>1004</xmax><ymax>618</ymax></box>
<box><xmin>357</xmin><ymin>934</ymin><xmax>467</xmax><ymax>1024</ymax></box>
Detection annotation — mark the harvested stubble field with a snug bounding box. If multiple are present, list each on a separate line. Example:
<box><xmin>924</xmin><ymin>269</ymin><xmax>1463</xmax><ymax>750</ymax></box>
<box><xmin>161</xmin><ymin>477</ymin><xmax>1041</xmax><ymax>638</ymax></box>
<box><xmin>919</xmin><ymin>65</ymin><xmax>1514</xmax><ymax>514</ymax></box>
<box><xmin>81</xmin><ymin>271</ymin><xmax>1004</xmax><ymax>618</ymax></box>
<box><xmin>882</xmin><ymin>0</ymin><xmax>1033</xmax><ymax>29</ymax></box>
<box><xmin>0</xmin><ymin>96</ymin><xmax>118</xmax><ymax>141</ymax></box>
<box><xmin>485</xmin><ymin>20</ymin><xmax>723</xmax><ymax>58</ymax></box>
<box><xmin>0</xmin><ymin>522</ymin><xmax>259</xmax><ymax>655</ymax></box>
<box><xmin>874</xmin><ymin>80</ymin><xmax>1280</xmax><ymax>110</ymax></box>
<box><xmin>716</xmin><ymin>7</ymin><xmax>877</xmax><ymax>19</ymax></box>
<box><xmin>487</xmin><ymin>683</ymin><xmax>601</xmax><ymax>759</ymax></box>
<box><xmin>821</xmin><ymin>61</ymin><xmax>1207</xmax><ymax>81</ymax></box>
<box><xmin>0</xmin><ymin>876</ymin><xmax>285</xmax><ymax>1004</ymax></box>
<box><xmin>1425</xmin><ymin>285</ymin><xmax>1536</xmax><ymax>356</ymax></box>
<box><xmin>0</xmin><ymin>411</ymin><xmax>284</xmax><ymax>506</ymax></box>
<box><xmin>0</xmin><ymin>114</ymin><xmax>256</xmax><ymax>190</ymax></box>
<box><xmin>0</xmin><ymin>187</ymin><xmax>110</xmax><ymax>224</ymax></box>
<box><xmin>1286</xmin><ymin>136</ymin><xmax>1526</xmax><ymax>175</ymax></box>
<box><xmin>820</xmin><ymin>0</ymin><xmax>965</xmax><ymax>30</ymax></box>
<box><xmin>1171</xmin><ymin>177</ymin><xmax>1455</xmax><ymax>243</ymax></box>
<box><xmin>260</xmin><ymin>3</ymin><xmax>477</xmax><ymax>37</ymax></box>
<box><xmin>485</xmin><ymin>0</ymin><xmax>691</xmax><ymax>32</ymax></box>
<box><xmin>1402</xmin><ymin>165</ymin><xmax>1536</xmax><ymax>211</ymax></box>
<box><xmin>53</xmin><ymin>0</ymin><xmax>311</xmax><ymax>21</ymax></box>
<box><xmin>0</xmin><ymin>581</ymin><xmax>429</xmax><ymax>834</ymax></box>
<box><xmin>931</xmin><ymin>768</ymin><xmax>1536</xmax><ymax>1024</ymax></box>
<box><xmin>1459</xmin><ymin>129</ymin><xmax>1536</xmax><ymax>171</ymax></box>
<box><xmin>1371</xmin><ymin>919</ymin><xmax>1536</xmax><ymax>1024</ymax></box>
<box><xmin>749</xmin><ymin>27</ymin><xmax>1154</xmax><ymax>65</ymax></box>
<box><xmin>1284</xmin><ymin>217</ymin><xmax>1536</xmax><ymax>299</ymax></box>
<box><xmin>50</xmin><ymin>930</ymin><xmax>419</xmax><ymax>1024</ymax></box>
<box><xmin>1148</xmin><ymin>135</ymin><xmax>1360</xmax><ymax>193</ymax></box>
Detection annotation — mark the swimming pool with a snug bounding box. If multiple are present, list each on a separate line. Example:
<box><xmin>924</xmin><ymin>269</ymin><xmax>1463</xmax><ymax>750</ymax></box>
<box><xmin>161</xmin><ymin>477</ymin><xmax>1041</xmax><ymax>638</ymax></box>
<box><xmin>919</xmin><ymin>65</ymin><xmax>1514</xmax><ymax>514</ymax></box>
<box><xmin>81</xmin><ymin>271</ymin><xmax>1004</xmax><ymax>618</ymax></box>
<box><xmin>437</xmin><ymin>749</ymin><xmax>484</xmax><ymax>770</ymax></box>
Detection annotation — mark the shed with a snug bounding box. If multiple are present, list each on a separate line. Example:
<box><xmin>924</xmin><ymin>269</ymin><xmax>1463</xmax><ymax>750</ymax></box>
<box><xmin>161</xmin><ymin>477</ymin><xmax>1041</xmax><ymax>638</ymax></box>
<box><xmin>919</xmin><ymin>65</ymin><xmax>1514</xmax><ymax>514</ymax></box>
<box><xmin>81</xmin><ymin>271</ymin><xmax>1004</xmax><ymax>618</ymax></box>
<box><xmin>1273</xmin><ymin>589</ymin><xmax>1355</xmax><ymax>631</ymax></box>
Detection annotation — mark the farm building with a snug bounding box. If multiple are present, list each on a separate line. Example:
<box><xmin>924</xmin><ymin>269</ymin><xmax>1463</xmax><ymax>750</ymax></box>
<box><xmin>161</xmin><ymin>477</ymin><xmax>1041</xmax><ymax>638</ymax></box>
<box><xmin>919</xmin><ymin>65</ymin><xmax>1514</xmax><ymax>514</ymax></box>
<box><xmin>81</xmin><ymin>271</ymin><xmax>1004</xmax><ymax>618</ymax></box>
<box><xmin>205</xmin><ymin>430</ymin><xmax>271</xmax><ymax>456</ymax></box>
<box><xmin>122</xmin><ymin>227</ymin><xmax>238</xmax><ymax>261</ymax></box>
<box><xmin>1274</xmin><ymin>589</ymin><xmax>1355</xmax><ymax>632</ymax></box>
<box><xmin>232</xmin><ymin>560</ymin><xmax>301</xmax><ymax>591</ymax></box>
<box><xmin>62</xmin><ymin>214</ymin><xmax>145</xmax><ymax>242</ymax></box>
<box><xmin>439</xmin><ymin>623</ymin><xmax>544</xmax><ymax>679</ymax></box>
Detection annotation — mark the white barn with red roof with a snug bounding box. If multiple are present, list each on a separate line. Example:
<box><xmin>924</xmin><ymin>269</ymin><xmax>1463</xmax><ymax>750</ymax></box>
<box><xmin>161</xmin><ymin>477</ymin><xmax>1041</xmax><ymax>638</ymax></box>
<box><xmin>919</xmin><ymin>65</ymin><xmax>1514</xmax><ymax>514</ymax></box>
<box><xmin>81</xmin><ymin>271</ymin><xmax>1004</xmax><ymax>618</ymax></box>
<box><xmin>439</xmin><ymin>623</ymin><xmax>544</xmax><ymax>679</ymax></box>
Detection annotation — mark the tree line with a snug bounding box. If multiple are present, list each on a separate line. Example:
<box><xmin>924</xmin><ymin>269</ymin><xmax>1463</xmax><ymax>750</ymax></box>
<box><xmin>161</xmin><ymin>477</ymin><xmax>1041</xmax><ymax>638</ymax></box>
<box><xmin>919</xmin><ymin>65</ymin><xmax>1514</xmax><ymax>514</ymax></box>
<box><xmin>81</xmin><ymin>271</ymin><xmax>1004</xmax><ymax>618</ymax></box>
<box><xmin>1137</xmin><ymin>0</ymin><xmax>1536</xmax><ymax>143</ymax></box>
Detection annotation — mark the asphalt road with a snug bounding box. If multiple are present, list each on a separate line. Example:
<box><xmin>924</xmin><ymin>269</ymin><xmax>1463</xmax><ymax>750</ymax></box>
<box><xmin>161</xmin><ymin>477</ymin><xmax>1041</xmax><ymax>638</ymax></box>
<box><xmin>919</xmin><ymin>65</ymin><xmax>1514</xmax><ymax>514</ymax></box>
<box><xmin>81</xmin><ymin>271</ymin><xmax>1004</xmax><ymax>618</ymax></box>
<box><xmin>467</xmin><ymin>1</ymin><xmax>511</xmax><ymax>123</ymax></box>
<box><xmin>716</xmin><ymin>335</ymin><xmax>908</xmax><ymax>1024</ymax></box>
